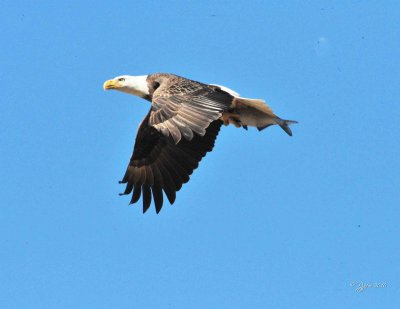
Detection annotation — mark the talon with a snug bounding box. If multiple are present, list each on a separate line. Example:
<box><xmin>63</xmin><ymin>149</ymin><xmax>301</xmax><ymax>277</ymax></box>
<box><xmin>231</xmin><ymin>119</ymin><xmax>241</xmax><ymax>128</ymax></box>
<box><xmin>221</xmin><ymin>112</ymin><xmax>241</xmax><ymax>128</ymax></box>
<box><xmin>220</xmin><ymin>113</ymin><xmax>231</xmax><ymax>126</ymax></box>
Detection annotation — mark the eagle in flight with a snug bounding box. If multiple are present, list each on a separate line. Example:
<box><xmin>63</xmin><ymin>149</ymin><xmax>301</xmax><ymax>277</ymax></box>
<box><xmin>103</xmin><ymin>73</ymin><xmax>297</xmax><ymax>213</ymax></box>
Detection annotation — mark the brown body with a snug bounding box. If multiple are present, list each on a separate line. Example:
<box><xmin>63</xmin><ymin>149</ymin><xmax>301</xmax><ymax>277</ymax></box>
<box><xmin>103</xmin><ymin>73</ymin><xmax>297</xmax><ymax>213</ymax></box>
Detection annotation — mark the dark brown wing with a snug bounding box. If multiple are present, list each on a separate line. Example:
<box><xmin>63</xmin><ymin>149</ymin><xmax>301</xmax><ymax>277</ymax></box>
<box><xmin>148</xmin><ymin>75</ymin><xmax>233</xmax><ymax>144</ymax></box>
<box><xmin>120</xmin><ymin>109</ymin><xmax>223</xmax><ymax>213</ymax></box>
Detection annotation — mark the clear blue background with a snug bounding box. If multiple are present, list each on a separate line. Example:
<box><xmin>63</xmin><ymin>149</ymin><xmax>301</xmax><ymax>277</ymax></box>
<box><xmin>1</xmin><ymin>1</ymin><xmax>399</xmax><ymax>308</ymax></box>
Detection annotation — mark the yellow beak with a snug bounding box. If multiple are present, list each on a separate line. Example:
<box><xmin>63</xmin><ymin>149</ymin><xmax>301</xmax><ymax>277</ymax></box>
<box><xmin>103</xmin><ymin>79</ymin><xmax>118</xmax><ymax>90</ymax></box>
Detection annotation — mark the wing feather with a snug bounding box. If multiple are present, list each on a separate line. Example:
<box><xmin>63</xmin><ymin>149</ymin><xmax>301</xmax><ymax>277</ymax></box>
<box><xmin>155</xmin><ymin>161</ymin><xmax>177</xmax><ymax>204</ymax></box>
<box><xmin>142</xmin><ymin>185</ymin><xmax>152</xmax><ymax>213</ymax></box>
<box><xmin>120</xmin><ymin>109</ymin><xmax>222</xmax><ymax>213</ymax></box>
<box><xmin>152</xmin><ymin>184</ymin><xmax>163</xmax><ymax>213</ymax></box>
<box><xmin>130</xmin><ymin>185</ymin><xmax>142</xmax><ymax>204</ymax></box>
<box><xmin>149</xmin><ymin>80</ymin><xmax>233</xmax><ymax>143</ymax></box>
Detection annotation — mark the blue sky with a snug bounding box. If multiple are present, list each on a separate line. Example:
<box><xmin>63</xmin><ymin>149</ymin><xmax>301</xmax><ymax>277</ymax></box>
<box><xmin>1</xmin><ymin>1</ymin><xmax>399</xmax><ymax>308</ymax></box>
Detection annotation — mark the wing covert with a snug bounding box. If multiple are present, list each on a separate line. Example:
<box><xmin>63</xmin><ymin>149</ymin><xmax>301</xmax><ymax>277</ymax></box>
<box><xmin>148</xmin><ymin>82</ymin><xmax>233</xmax><ymax>144</ymax></box>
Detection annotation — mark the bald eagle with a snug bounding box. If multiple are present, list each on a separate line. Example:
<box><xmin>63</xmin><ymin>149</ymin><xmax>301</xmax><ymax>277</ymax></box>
<box><xmin>103</xmin><ymin>73</ymin><xmax>297</xmax><ymax>213</ymax></box>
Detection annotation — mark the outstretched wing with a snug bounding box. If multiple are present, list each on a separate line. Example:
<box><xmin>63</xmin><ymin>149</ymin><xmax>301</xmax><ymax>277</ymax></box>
<box><xmin>120</xmin><ymin>110</ymin><xmax>222</xmax><ymax>213</ymax></box>
<box><xmin>148</xmin><ymin>79</ymin><xmax>233</xmax><ymax>144</ymax></box>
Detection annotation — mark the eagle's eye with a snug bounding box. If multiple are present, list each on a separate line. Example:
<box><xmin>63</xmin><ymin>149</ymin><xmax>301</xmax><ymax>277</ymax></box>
<box><xmin>152</xmin><ymin>81</ymin><xmax>160</xmax><ymax>90</ymax></box>
<box><xmin>118</xmin><ymin>78</ymin><xmax>125</xmax><ymax>82</ymax></box>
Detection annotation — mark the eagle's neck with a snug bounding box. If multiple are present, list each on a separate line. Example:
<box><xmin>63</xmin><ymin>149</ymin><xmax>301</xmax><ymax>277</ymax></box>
<box><xmin>123</xmin><ymin>75</ymin><xmax>150</xmax><ymax>100</ymax></box>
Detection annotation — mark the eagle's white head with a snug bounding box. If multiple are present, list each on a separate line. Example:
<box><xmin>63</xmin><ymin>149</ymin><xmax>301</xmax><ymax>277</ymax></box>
<box><xmin>103</xmin><ymin>75</ymin><xmax>149</xmax><ymax>98</ymax></box>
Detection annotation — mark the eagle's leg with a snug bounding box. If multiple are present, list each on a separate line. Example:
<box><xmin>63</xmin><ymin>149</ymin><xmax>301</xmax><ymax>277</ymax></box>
<box><xmin>220</xmin><ymin>112</ymin><xmax>232</xmax><ymax>126</ymax></box>
<box><xmin>221</xmin><ymin>112</ymin><xmax>242</xmax><ymax>128</ymax></box>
